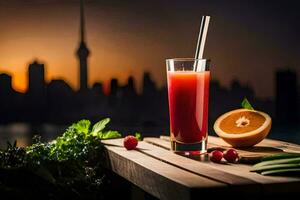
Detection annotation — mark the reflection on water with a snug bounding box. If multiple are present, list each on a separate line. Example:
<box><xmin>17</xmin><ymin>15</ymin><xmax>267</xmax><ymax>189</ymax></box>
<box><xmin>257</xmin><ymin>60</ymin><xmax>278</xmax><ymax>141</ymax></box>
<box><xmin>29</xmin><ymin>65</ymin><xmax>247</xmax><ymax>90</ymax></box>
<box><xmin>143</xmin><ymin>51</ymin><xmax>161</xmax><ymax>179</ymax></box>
<box><xmin>0</xmin><ymin>123</ymin><xmax>30</xmax><ymax>148</ymax></box>
<box><xmin>0</xmin><ymin>123</ymin><xmax>169</xmax><ymax>149</ymax></box>
<box><xmin>0</xmin><ymin>123</ymin><xmax>67</xmax><ymax>149</ymax></box>
<box><xmin>0</xmin><ymin>123</ymin><xmax>300</xmax><ymax>149</ymax></box>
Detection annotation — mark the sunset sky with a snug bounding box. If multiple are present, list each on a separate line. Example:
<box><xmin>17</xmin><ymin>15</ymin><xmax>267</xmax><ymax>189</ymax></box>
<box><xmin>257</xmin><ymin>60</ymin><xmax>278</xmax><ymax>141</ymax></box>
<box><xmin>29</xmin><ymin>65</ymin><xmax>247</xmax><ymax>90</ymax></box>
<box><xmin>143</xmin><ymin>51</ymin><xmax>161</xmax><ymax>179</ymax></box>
<box><xmin>0</xmin><ymin>0</ymin><xmax>299</xmax><ymax>98</ymax></box>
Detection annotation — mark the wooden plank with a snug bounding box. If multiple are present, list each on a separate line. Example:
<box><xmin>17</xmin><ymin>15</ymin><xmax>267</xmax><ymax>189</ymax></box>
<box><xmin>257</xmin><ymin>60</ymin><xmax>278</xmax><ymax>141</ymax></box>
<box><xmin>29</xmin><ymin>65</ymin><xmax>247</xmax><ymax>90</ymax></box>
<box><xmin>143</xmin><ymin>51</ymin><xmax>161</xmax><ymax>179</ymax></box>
<box><xmin>130</xmin><ymin>142</ymin><xmax>266</xmax><ymax>197</ymax></box>
<box><xmin>207</xmin><ymin>135</ymin><xmax>300</xmax><ymax>153</ymax></box>
<box><xmin>145</xmin><ymin>137</ymin><xmax>170</xmax><ymax>149</ymax></box>
<box><xmin>144</xmin><ymin>137</ymin><xmax>300</xmax><ymax>192</ymax></box>
<box><xmin>259</xmin><ymin>138</ymin><xmax>300</xmax><ymax>152</ymax></box>
<box><xmin>101</xmin><ymin>139</ymin><xmax>226</xmax><ymax>200</ymax></box>
<box><xmin>160</xmin><ymin>135</ymin><xmax>300</xmax><ymax>150</ymax></box>
<box><xmin>159</xmin><ymin>135</ymin><xmax>300</xmax><ymax>162</ymax></box>
<box><xmin>207</xmin><ymin>136</ymin><xmax>285</xmax><ymax>161</ymax></box>
<box><xmin>147</xmin><ymin>135</ymin><xmax>230</xmax><ymax>153</ymax></box>
<box><xmin>207</xmin><ymin>136</ymin><xmax>300</xmax><ymax>162</ymax></box>
<box><xmin>159</xmin><ymin>135</ymin><xmax>300</xmax><ymax>159</ymax></box>
<box><xmin>138</xmin><ymin>142</ymin><xmax>257</xmax><ymax>185</ymax></box>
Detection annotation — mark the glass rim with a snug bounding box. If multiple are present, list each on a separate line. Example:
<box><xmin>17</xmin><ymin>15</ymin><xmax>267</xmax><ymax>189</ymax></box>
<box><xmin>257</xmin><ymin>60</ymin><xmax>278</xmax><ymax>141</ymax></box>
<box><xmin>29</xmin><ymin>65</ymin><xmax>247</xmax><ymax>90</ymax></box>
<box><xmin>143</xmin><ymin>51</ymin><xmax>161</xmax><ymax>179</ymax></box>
<box><xmin>166</xmin><ymin>58</ymin><xmax>208</xmax><ymax>62</ymax></box>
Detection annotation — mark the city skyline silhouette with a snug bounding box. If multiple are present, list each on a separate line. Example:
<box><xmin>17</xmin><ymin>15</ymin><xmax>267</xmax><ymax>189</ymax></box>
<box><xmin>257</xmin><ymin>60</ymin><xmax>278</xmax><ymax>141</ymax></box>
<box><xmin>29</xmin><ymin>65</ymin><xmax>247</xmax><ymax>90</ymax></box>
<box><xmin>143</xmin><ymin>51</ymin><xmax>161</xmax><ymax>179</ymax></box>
<box><xmin>0</xmin><ymin>0</ymin><xmax>300</xmax><ymax>98</ymax></box>
<box><xmin>1</xmin><ymin>2</ymin><xmax>300</xmax><ymax>200</ymax></box>
<box><xmin>0</xmin><ymin>0</ymin><xmax>299</xmax><ymax>123</ymax></box>
<box><xmin>0</xmin><ymin>0</ymin><xmax>299</xmax><ymax>147</ymax></box>
<box><xmin>77</xmin><ymin>0</ymin><xmax>89</xmax><ymax>92</ymax></box>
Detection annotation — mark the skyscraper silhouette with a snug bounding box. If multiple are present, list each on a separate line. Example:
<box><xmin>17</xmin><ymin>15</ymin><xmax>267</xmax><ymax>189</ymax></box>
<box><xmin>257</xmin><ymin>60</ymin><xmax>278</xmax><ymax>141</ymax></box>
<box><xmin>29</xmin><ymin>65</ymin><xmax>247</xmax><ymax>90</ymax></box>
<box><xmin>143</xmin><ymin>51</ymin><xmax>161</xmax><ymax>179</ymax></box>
<box><xmin>275</xmin><ymin>69</ymin><xmax>298</xmax><ymax>125</ymax></box>
<box><xmin>76</xmin><ymin>0</ymin><xmax>90</xmax><ymax>91</ymax></box>
<box><xmin>27</xmin><ymin>60</ymin><xmax>46</xmax><ymax>123</ymax></box>
<box><xmin>0</xmin><ymin>73</ymin><xmax>13</xmax><ymax>93</ymax></box>
<box><xmin>28</xmin><ymin>60</ymin><xmax>45</xmax><ymax>95</ymax></box>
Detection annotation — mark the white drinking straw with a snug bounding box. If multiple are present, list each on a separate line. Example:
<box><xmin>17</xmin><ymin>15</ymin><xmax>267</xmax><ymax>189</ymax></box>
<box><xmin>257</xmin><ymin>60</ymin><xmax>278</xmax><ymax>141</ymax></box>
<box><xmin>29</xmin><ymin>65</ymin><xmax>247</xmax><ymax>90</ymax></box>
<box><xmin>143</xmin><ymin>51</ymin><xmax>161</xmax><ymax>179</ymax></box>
<box><xmin>195</xmin><ymin>16</ymin><xmax>211</xmax><ymax>60</ymax></box>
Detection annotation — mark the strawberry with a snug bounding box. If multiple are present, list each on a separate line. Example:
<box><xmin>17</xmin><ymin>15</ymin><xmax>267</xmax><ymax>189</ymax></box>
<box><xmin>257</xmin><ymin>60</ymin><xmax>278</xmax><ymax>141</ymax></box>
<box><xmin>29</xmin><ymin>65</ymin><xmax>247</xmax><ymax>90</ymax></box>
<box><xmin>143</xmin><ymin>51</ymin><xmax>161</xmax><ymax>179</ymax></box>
<box><xmin>123</xmin><ymin>135</ymin><xmax>138</xmax><ymax>150</ymax></box>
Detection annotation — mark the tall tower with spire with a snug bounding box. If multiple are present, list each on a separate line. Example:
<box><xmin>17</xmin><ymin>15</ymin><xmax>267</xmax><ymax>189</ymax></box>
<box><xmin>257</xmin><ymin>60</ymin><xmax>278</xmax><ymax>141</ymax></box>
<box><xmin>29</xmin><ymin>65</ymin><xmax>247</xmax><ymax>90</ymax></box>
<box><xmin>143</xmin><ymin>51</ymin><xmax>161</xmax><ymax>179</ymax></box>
<box><xmin>77</xmin><ymin>0</ymin><xmax>90</xmax><ymax>91</ymax></box>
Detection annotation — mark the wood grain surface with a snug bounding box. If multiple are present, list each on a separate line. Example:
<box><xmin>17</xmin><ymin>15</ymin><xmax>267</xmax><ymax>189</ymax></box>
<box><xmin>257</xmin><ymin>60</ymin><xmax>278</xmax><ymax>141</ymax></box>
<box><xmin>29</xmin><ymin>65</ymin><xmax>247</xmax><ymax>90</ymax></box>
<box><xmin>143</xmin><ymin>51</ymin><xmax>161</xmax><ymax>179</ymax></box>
<box><xmin>102</xmin><ymin>136</ymin><xmax>300</xmax><ymax>199</ymax></box>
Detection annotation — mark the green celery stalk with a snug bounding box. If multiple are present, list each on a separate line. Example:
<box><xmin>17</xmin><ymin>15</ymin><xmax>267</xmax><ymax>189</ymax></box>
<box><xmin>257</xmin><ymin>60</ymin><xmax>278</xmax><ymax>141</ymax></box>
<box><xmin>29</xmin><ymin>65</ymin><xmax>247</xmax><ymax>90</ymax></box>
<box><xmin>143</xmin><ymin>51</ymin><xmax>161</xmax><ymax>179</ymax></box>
<box><xmin>253</xmin><ymin>157</ymin><xmax>300</xmax><ymax>168</ymax></box>
<box><xmin>261</xmin><ymin>168</ymin><xmax>300</xmax><ymax>176</ymax></box>
<box><xmin>261</xmin><ymin>153</ymin><xmax>300</xmax><ymax>162</ymax></box>
<box><xmin>251</xmin><ymin>163</ymin><xmax>300</xmax><ymax>172</ymax></box>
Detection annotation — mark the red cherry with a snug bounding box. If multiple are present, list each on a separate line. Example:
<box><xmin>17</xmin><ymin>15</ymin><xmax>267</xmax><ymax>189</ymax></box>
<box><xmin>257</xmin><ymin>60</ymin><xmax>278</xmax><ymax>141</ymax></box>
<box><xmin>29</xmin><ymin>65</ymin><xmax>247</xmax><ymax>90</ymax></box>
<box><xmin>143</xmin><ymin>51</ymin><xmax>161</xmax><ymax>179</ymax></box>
<box><xmin>123</xmin><ymin>135</ymin><xmax>138</xmax><ymax>150</ymax></box>
<box><xmin>210</xmin><ymin>150</ymin><xmax>223</xmax><ymax>163</ymax></box>
<box><xmin>223</xmin><ymin>148</ymin><xmax>239</xmax><ymax>163</ymax></box>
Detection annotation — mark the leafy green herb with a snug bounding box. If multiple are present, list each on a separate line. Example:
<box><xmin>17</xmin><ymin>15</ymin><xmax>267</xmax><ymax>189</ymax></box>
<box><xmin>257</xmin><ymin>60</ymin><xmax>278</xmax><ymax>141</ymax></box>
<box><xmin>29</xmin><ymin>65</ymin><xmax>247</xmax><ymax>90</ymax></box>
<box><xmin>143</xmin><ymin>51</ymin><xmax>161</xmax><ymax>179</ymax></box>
<box><xmin>97</xmin><ymin>130</ymin><xmax>121</xmax><ymax>140</ymax></box>
<box><xmin>241</xmin><ymin>98</ymin><xmax>254</xmax><ymax>110</ymax></box>
<box><xmin>91</xmin><ymin>118</ymin><xmax>110</xmax><ymax>136</ymax></box>
<box><xmin>0</xmin><ymin>141</ymin><xmax>26</xmax><ymax>168</ymax></box>
<box><xmin>73</xmin><ymin>119</ymin><xmax>91</xmax><ymax>135</ymax></box>
<box><xmin>135</xmin><ymin>132</ymin><xmax>142</xmax><ymax>141</ymax></box>
<box><xmin>0</xmin><ymin>118</ymin><xmax>123</xmax><ymax>198</ymax></box>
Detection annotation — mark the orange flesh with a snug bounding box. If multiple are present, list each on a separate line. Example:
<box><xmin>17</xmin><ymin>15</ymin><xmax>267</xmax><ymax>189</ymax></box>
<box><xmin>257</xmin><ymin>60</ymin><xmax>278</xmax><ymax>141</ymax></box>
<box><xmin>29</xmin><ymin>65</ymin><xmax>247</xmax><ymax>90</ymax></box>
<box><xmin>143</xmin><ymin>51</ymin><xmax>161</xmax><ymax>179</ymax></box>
<box><xmin>219</xmin><ymin>111</ymin><xmax>266</xmax><ymax>134</ymax></box>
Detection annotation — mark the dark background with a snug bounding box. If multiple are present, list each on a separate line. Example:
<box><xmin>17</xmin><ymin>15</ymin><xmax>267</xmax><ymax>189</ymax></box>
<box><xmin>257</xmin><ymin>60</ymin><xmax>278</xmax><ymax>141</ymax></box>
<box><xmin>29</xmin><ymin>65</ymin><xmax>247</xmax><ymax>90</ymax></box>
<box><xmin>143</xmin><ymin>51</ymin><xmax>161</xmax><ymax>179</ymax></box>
<box><xmin>0</xmin><ymin>0</ymin><xmax>299</xmax><ymax>147</ymax></box>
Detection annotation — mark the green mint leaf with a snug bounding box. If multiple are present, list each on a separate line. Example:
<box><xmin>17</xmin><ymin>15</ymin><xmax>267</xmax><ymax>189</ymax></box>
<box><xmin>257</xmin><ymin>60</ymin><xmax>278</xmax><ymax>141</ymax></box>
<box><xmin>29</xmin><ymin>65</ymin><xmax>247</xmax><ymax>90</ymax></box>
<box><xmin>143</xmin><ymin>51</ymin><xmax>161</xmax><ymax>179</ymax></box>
<box><xmin>91</xmin><ymin>118</ymin><xmax>110</xmax><ymax>136</ymax></box>
<box><xmin>135</xmin><ymin>132</ymin><xmax>142</xmax><ymax>141</ymax></box>
<box><xmin>97</xmin><ymin>130</ymin><xmax>121</xmax><ymax>140</ymax></box>
<box><xmin>241</xmin><ymin>98</ymin><xmax>254</xmax><ymax>110</ymax></box>
<box><xmin>73</xmin><ymin>119</ymin><xmax>91</xmax><ymax>134</ymax></box>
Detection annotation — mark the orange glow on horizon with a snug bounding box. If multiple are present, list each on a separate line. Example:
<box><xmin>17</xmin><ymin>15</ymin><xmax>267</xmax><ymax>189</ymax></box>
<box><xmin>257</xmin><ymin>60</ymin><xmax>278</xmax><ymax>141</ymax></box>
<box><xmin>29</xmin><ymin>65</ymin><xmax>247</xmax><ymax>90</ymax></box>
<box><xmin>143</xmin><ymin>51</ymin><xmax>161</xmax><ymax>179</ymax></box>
<box><xmin>0</xmin><ymin>1</ymin><xmax>299</xmax><ymax>98</ymax></box>
<box><xmin>0</xmin><ymin>2</ymin><xmax>165</xmax><ymax>94</ymax></box>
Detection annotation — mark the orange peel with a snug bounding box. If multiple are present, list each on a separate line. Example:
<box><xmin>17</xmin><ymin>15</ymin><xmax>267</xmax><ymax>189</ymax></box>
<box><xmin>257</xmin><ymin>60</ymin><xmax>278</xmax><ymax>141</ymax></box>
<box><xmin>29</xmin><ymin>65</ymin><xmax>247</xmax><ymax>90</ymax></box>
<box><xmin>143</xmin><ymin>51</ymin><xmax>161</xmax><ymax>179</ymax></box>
<box><xmin>213</xmin><ymin>109</ymin><xmax>272</xmax><ymax>148</ymax></box>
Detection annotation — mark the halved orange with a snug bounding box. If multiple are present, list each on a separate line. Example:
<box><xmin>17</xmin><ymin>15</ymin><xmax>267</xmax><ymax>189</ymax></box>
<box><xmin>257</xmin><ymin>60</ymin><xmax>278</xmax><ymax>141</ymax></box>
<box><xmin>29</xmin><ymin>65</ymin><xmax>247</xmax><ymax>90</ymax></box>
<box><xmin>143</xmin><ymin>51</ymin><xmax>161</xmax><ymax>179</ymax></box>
<box><xmin>213</xmin><ymin>109</ymin><xmax>272</xmax><ymax>148</ymax></box>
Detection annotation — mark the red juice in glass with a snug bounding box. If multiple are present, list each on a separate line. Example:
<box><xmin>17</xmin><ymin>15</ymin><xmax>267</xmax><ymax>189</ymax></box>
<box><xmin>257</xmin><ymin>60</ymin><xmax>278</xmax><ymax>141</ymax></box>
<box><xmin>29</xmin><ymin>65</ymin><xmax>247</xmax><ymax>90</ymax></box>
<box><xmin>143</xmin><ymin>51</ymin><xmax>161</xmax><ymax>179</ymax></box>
<box><xmin>166</xmin><ymin>58</ymin><xmax>210</xmax><ymax>153</ymax></box>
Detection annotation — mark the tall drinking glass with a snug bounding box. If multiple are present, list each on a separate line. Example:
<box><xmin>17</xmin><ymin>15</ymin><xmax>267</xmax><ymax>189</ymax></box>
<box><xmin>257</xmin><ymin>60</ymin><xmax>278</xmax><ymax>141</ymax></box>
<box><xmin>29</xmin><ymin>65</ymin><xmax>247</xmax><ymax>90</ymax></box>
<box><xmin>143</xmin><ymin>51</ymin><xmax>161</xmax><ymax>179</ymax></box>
<box><xmin>166</xmin><ymin>58</ymin><xmax>210</xmax><ymax>154</ymax></box>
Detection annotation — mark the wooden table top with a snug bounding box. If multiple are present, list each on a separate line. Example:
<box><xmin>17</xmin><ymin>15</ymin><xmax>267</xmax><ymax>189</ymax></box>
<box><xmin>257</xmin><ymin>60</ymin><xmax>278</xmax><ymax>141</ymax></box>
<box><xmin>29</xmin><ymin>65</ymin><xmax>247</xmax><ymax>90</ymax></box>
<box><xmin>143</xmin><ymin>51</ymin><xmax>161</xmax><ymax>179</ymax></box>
<box><xmin>101</xmin><ymin>136</ymin><xmax>300</xmax><ymax>200</ymax></box>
